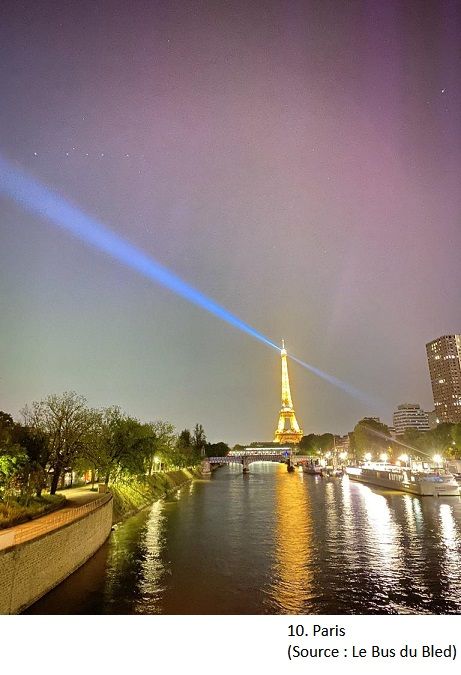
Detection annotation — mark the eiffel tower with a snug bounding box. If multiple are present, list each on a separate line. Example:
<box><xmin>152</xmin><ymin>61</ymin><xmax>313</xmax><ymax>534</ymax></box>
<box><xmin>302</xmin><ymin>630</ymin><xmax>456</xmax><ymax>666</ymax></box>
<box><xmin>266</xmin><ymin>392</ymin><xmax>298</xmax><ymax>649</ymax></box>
<box><xmin>274</xmin><ymin>340</ymin><xmax>303</xmax><ymax>444</ymax></box>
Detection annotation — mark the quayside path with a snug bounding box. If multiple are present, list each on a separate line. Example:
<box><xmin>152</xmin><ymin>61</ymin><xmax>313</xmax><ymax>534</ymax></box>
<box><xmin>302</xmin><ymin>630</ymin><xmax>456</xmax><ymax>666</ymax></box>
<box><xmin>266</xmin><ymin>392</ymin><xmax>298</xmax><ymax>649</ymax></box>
<box><xmin>0</xmin><ymin>486</ymin><xmax>109</xmax><ymax>550</ymax></box>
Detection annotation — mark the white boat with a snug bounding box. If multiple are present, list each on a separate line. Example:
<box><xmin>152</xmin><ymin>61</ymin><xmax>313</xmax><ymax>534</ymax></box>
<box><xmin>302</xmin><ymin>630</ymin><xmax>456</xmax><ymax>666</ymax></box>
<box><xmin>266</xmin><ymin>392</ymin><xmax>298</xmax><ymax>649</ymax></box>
<box><xmin>345</xmin><ymin>462</ymin><xmax>460</xmax><ymax>497</ymax></box>
<box><xmin>302</xmin><ymin>464</ymin><xmax>323</xmax><ymax>475</ymax></box>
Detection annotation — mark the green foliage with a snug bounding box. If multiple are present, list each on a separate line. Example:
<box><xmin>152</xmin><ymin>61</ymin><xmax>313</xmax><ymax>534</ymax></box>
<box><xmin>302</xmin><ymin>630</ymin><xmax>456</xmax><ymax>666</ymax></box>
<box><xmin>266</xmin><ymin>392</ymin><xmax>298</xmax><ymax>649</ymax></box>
<box><xmin>299</xmin><ymin>433</ymin><xmax>335</xmax><ymax>455</ymax></box>
<box><xmin>351</xmin><ymin>418</ymin><xmax>392</xmax><ymax>458</ymax></box>
<box><xmin>400</xmin><ymin>422</ymin><xmax>461</xmax><ymax>460</ymax></box>
<box><xmin>110</xmin><ymin>468</ymin><xmax>201</xmax><ymax>522</ymax></box>
<box><xmin>1</xmin><ymin>396</ymin><xmax>228</xmax><ymax>502</ymax></box>
<box><xmin>0</xmin><ymin>411</ymin><xmax>14</xmax><ymax>447</ymax></box>
<box><xmin>0</xmin><ymin>446</ymin><xmax>29</xmax><ymax>500</ymax></box>
<box><xmin>205</xmin><ymin>442</ymin><xmax>230</xmax><ymax>457</ymax></box>
<box><xmin>177</xmin><ymin>429</ymin><xmax>192</xmax><ymax>450</ymax></box>
<box><xmin>192</xmin><ymin>423</ymin><xmax>207</xmax><ymax>457</ymax></box>
<box><xmin>22</xmin><ymin>391</ymin><xmax>99</xmax><ymax>494</ymax></box>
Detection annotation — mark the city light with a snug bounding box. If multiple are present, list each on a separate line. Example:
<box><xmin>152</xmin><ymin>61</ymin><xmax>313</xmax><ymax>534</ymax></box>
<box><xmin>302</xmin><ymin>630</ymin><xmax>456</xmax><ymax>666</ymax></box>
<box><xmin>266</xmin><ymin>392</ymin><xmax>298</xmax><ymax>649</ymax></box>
<box><xmin>433</xmin><ymin>454</ymin><xmax>443</xmax><ymax>466</ymax></box>
<box><xmin>380</xmin><ymin>453</ymin><xmax>388</xmax><ymax>462</ymax></box>
<box><xmin>398</xmin><ymin>454</ymin><xmax>409</xmax><ymax>464</ymax></box>
<box><xmin>364</xmin><ymin>453</ymin><xmax>372</xmax><ymax>461</ymax></box>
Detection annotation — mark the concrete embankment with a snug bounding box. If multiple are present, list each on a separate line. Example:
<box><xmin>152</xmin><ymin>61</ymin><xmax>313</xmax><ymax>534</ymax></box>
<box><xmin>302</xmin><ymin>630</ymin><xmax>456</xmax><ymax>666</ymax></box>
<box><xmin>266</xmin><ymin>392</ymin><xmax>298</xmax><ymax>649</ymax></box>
<box><xmin>0</xmin><ymin>494</ymin><xmax>113</xmax><ymax>614</ymax></box>
<box><xmin>0</xmin><ymin>467</ymin><xmax>202</xmax><ymax>614</ymax></box>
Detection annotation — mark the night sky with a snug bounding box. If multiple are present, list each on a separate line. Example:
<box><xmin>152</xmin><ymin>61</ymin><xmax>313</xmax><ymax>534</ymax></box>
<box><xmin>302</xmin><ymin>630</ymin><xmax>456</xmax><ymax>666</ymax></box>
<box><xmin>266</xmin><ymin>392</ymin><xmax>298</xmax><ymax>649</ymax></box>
<box><xmin>1</xmin><ymin>1</ymin><xmax>460</xmax><ymax>445</ymax></box>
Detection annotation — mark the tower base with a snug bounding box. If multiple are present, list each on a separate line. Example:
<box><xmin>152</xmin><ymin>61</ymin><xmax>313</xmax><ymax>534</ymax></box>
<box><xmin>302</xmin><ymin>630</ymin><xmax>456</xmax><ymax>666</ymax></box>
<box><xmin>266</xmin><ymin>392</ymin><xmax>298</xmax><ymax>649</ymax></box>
<box><xmin>273</xmin><ymin>430</ymin><xmax>303</xmax><ymax>444</ymax></box>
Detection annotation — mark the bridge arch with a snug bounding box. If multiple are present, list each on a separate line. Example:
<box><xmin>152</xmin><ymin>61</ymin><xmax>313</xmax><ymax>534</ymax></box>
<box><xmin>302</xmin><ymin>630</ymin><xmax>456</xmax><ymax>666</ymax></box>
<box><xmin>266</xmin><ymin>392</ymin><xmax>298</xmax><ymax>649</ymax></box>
<box><xmin>203</xmin><ymin>451</ymin><xmax>294</xmax><ymax>474</ymax></box>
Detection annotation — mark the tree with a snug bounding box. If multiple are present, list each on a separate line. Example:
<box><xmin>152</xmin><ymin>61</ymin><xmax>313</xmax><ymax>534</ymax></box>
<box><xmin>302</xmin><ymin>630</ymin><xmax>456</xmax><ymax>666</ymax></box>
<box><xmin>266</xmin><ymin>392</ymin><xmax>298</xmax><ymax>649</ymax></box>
<box><xmin>0</xmin><ymin>413</ymin><xmax>50</xmax><ymax>501</ymax></box>
<box><xmin>352</xmin><ymin>418</ymin><xmax>392</xmax><ymax>459</ymax></box>
<box><xmin>177</xmin><ymin>429</ymin><xmax>192</xmax><ymax>452</ymax></box>
<box><xmin>174</xmin><ymin>428</ymin><xmax>196</xmax><ymax>466</ymax></box>
<box><xmin>399</xmin><ymin>423</ymin><xmax>457</xmax><ymax>461</ymax></box>
<box><xmin>299</xmin><ymin>434</ymin><xmax>317</xmax><ymax>455</ymax></box>
<box><xmin>22</xmin><ymin>392</ymin><xmax>97</xmax><ymax>494</ymax></box>
<box><xmin>192</xmin><ymin>423</ymin><xmax>207</xmax><ymax>457</ymax></box>
<box><xmin>299</xmin><ymin>433</ymin><xmax>334</xmax><ymax>456</ymax></box>
<box><xmin>86</xmin><ymin>407</ymin><xmax>152</xmax><ymax>484</ymax></box>
<box><xmin>0</xmin><ymin>446</ymin><xmax>28</xmax><ymax>502</ymax></box>
<box><xmin>429</xmin><ymin>423</ymin><xmax>457</xmax><ymax>456</ymax></box>
<box><xmin>12</xmin><ymin>425</ymin><xmax>49</xmax><ymax>498</ymax></box>
<box><xmin>205</xmin><ymin>442</ymin><xmax>230</xmax><ymax>458</ymax></box>
<box><xmin>146</xmin><ymin>420</ymin><xmax>176</xmax><ymax>472</ymax></box>
<box><xmin>0</xmin><ymin>411</ymin><xmax>15</xmax><ymax>447</ymax></box>
<box><xmin>451</xmin><ymin>423</ymin><xmax>461</xmax><ymax>458</ymax></box>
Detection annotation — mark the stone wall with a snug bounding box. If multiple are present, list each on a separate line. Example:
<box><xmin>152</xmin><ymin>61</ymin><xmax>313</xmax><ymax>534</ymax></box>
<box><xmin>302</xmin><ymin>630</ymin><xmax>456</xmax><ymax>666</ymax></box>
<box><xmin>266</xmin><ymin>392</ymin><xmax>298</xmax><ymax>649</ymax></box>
<box><xmin>0</xmin><ymin>496</ymin><xmax>113</xmax><ymax>614</ymax></box>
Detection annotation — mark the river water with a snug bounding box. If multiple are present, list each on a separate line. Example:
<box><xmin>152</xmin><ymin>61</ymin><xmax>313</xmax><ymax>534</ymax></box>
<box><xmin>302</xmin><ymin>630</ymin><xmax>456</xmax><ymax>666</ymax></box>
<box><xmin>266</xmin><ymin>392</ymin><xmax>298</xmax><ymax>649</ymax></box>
<box><xmin>28</xmin><ymin>463</ymin><xmax>461</xmax><ymax>614</ymax></box>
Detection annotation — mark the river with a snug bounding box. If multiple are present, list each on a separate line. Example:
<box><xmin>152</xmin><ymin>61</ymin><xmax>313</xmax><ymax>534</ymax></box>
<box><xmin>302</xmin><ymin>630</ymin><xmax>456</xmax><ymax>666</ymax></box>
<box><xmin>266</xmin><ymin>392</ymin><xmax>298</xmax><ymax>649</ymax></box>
<box><xmin>27</xmin><ymin>463</ymin><xmax>461</xmax><ymax>614</ymax></box>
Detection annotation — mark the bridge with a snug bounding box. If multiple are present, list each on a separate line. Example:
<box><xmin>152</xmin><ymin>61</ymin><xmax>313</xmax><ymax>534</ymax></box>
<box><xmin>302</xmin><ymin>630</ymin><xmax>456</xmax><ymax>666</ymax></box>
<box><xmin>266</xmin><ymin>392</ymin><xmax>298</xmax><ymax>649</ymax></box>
<box><xmin>201</xmin><ymin>449</ymin><xmax>313</xmax><ymax>474</ymax></box>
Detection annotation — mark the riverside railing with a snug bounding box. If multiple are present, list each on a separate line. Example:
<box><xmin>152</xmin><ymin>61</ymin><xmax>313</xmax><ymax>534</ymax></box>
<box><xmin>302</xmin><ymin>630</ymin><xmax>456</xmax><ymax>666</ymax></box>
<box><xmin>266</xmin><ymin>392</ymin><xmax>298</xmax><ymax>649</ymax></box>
<box><xmin>0</xmin><ymin>493</ymin><xmax>113</xmax><ymax>550</ymax></box>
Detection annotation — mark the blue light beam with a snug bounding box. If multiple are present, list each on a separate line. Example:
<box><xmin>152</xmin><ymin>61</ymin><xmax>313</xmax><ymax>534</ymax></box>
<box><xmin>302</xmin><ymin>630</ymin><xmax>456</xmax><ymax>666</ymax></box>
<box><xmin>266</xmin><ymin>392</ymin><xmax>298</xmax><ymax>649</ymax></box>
<box><xmin>290</xmin><ymin>355</ymin><xmax>381</xmax><ymax>408</ymax></box>
<box><xmin>0</xmin><ymin>155</ymin><xmax>380</xmax><ymax>408</ymax></box>
<box><xmin>0</xmin><ymin>155</ymin><xmax>277</xmax><ymax>351</ymax></box>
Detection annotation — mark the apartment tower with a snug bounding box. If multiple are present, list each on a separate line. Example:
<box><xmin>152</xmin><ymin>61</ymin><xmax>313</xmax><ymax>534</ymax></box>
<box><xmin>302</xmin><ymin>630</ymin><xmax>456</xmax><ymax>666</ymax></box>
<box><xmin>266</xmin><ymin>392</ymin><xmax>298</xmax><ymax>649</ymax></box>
<box><xmin>392</xmin><ymin>403</ymin><xmax>430</xmax><ymax>435</ymax></box>
<box><xmin>426</xmin><ymin>335</ymin><xmax>461</xmax><ymax>424</ymax></box>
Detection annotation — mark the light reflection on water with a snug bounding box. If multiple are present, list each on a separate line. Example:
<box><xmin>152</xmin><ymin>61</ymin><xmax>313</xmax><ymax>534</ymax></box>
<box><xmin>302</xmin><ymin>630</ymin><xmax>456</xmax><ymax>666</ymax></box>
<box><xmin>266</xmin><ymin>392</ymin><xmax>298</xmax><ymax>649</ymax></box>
<box><xmin>27</xmin><ymin>463</ymin><xmax>461</xmax><ymax>614</ymax></box>
<box><xmin>269</xmin><ymin>464</ymin><xmax>314</xmax><ymax>613</ymax></box>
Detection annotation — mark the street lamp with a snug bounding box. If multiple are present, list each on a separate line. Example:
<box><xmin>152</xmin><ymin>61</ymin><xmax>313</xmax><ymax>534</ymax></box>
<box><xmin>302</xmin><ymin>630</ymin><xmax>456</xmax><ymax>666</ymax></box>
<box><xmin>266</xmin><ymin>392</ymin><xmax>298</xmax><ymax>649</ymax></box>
<box><xmin>432</xmin><ymin>454</ymin><xmax>443</xmax><ymax>468</ymax></box>
<box><xmin>364</xmin><ymin>452</ymin><xmax>372</xmax><ymax>462</ymax></box>
<box><xmin>380</xmin><ymin>452</ymin><xmax>388</xmax><ymax>462</ymax></box>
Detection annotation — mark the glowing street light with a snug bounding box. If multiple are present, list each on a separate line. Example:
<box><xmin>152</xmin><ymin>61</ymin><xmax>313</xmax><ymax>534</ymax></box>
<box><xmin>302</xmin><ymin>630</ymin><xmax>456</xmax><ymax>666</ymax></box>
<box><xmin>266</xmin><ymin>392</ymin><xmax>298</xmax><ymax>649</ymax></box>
<box><xmin>364</xmin><ymin>452</ymin><xmax>372</xmax><ymax>462</ymax></box>
<box><xmin>380</xmin><ymin>452</ymin><xmax>388</xmax><ymax>462</ymax></box>
<box><xmin>339</xmin><ymin>452</ymin><xmax>348</xmax><ymax>461</ymax></box>
<box><xmin>398</xmin><ymin>454</ymin><xmax>409</xmax><ymax>465</ymax></box>
<box><xmin>433</xmin><ymin>454</ymin><xmax>443</xmax><ymax>467</ymax></box>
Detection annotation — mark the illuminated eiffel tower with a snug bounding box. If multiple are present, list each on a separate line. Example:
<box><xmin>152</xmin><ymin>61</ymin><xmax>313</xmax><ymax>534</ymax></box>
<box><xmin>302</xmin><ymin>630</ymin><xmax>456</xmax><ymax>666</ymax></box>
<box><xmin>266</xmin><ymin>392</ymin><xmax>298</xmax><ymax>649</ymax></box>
<box><xmin>274</xmin><ymin>340</ymin><xmax>303</xmax><ymax>444</ymax></box>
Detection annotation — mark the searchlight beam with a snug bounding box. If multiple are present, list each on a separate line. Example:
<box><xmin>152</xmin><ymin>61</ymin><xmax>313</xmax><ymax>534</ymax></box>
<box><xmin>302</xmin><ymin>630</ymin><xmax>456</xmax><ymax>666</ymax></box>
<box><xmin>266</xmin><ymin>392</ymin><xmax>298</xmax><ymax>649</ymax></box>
<box><xmin>0</xmin><ymin>155</ymin><xmax>379</xmax><ymax>408</ymax></box>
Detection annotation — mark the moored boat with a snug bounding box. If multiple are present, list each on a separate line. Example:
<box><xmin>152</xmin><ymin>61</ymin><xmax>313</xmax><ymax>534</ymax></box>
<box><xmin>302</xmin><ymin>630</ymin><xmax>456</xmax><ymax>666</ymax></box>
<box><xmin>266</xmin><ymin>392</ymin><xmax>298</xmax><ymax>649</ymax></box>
<box><xmin>345</xmin><ymin>462</ymin><xmax>460</xmax><ymax>497</ymax></box>
<box><xmin>302</xmin><ymin>464</ymin><xmax>323</xmax><ymax>475</ymax></box>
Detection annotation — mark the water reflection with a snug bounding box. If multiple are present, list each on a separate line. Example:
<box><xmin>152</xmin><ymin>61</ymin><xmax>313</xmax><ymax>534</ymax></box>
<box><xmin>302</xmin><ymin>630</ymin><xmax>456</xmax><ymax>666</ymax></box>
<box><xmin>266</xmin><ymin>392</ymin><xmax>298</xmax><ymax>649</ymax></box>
<box><xmin>27</xmin><ymin>465</ymin><xmax>461</xmax><ymax>615</ymax></box>
<box><xmin>269</xmin><ymin>466</ymin><xmax>314</xmax><ymax>613</ymax></box>
<box><xmin>134</xmin><ymin>501</ymin><xmax>166</xmax><ymax>613</ymax></box>
<box><xmin>360</xmin><ymin>486</ymin><xmax>403</xmax><ymax>578</ymax></box>
<box><xmin>438</xmin><ymin>503</ymin><xmax>461</xmax><ymax>609</ymax></box>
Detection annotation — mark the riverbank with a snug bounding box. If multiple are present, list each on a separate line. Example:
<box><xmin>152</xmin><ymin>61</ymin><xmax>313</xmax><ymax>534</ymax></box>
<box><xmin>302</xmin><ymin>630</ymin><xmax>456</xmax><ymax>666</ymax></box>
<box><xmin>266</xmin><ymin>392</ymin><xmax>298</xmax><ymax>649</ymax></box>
<box><xmin>110</xmin><ymin>467</ymin><xmax>202</xmax><ymax>523</ymax></box>
<box><xmin>0</xmin><ymin>491</ymin><xmax>113</xmax><ymax>613</ymax></box>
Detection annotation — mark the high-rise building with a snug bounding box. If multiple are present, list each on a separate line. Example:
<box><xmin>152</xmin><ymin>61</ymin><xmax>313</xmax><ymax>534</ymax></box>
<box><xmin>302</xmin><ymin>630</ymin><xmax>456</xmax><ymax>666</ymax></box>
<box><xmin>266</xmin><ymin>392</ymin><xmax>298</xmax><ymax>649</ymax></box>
<box><xmin>426</xmin><ymin>334</ymin><xmax>461</xmax><ymax>424</ymax></box>
<box><xmin>392</xmin><ymin>403</ymin><xmax>430</xmax><ymax>435</ymax></box>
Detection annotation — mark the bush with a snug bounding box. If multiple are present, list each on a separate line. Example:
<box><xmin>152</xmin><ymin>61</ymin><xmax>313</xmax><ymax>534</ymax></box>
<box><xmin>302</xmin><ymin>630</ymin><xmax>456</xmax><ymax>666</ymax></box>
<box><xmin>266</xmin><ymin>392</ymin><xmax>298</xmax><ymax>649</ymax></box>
<box><xmin>0</xmin><ymin>494</ymin><xmax>66</xmax><ymax>529</ymax></box>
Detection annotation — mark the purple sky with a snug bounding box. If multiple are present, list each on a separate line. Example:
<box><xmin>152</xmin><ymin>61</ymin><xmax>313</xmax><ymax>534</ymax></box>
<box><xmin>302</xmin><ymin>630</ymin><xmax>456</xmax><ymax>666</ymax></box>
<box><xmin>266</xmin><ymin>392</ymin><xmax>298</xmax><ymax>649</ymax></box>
<box><xmin>1</xmin><ymin>0</ymin><xmax>460</xmax><ymax>445</ymax></box>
